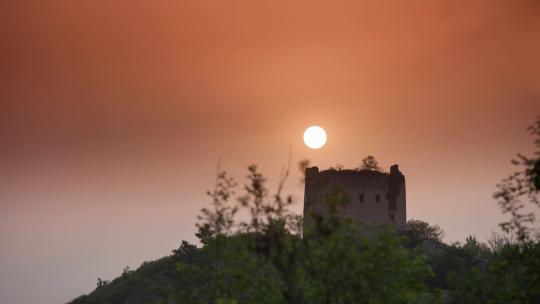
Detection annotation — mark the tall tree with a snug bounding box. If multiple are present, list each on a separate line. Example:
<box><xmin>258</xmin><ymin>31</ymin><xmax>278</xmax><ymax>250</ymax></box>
<box><xmin>197</xmin><ymin>162</ymin><xmax>238</xmax><ymax>237</ymax></box>
<box><xmin>359</xmin><ymin>155</ymin><xmax>383</xmax><ymax>172</ymax></box>
<box><xmin>494</xmin><ymin>117</ymin><xmax>540</xmax><ymax>242</ymax></box>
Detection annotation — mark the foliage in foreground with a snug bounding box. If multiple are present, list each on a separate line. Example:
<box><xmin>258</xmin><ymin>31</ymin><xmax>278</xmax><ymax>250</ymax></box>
<box><xmin>448</xmin><ymin>117</ymin><xmax>540</xmax><ymax>303</ymax></box>
<box><xmin>175</xmin><ymin>166</ymin><xmax>432</xmax><ymax>304</ymax></box>
<box><xmin>71</xmin><ymin>117</ymin><xmax>540</xmax><ymax>304</ymax></box>
<box><xmin>71</xmin><ymin>165</ymin><xmax>432</xmax><ymax>304</ymax></box>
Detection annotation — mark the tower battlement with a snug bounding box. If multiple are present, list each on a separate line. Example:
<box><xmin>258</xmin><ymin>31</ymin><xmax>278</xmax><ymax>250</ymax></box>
<box><xmin>303</xmin><ymin>164</ymin><xmax>406</xmax><ymax>231</ymax></box>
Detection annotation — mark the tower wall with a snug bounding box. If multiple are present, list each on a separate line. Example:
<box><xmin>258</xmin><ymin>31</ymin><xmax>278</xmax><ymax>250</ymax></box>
<box><xmin>303</xmin><ymin>164</ymin><xmax>406</xmax><ymax>231</ymax></box>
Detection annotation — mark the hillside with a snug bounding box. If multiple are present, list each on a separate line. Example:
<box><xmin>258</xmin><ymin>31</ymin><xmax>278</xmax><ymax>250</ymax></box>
<box><xmin>69</xmin><ymin>255</ymin><xmax>182</xmax><ymax>304</ymax></box>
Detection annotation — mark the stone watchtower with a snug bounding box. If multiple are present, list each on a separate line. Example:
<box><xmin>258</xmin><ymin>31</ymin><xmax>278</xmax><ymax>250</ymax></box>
<box><xmin>303</xmin><ymin>164</ymin><xmax>406</xmax><ymax>231</ymax></box>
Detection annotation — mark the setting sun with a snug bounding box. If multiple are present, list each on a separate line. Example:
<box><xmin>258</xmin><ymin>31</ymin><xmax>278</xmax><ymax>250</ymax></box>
<box><xmin>303</xmin><ymin>125</ymin><xmax>327</xmax><ymax>149</ymax></box>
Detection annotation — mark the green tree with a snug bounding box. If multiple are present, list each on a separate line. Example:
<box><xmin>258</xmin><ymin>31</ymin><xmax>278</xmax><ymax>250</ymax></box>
<box><xmin>359</xmin><ymin>155</ymin><xmax>383</xmax><ymax>172</ymax></box>
<box><xmin>191</xmin><ymin>166</ymin><xmax>432</xmax><ymax>304</ymax></box>
<box><xmin>72</xmin><ymin>163</ymin><xmax>434</xmax><ymax>304</ymax></box>
<box><xmin>494</xmin><ymin>117</ymin><xmax>540</xmax><ymax>242</ymax></box>
<box><xmin>449</xmin><ymin>117</ymin><xmax>540</xmax><ymax>303</ymax></box>
<box><xmin>449</xmin><ymin>242</ymin><xmax>540</xmax><ymax>304</ymax></box>
<box><xmin>172</xmin><ymin>240</ymin><xmax>197</xmax><ymax>256</ymax></box>
<box><xmin>404</xmin><ymin>219</ymin><xmax>445</xmax><ymax>248</ymax></box>
<box><xmin>197</xmin><ymin>163</ymin><xmax>238</xmax><ymax>237</ymax></box>
<box><xmin>237</xmin><ymin>164</ymin><xmax>295</xmax><ymax>234</ymax></box>
<box><xmin>175</xmin><ymin>235</ymin><xmax>285</xmax><ymax>304</ymax></box>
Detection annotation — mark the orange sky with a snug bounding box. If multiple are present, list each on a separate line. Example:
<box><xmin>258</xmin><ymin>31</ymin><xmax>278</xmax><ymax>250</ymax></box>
<box><xmin>1</xmin><ymin>1</ymin><xmax>540</xmax><ymax>303</ymax></box>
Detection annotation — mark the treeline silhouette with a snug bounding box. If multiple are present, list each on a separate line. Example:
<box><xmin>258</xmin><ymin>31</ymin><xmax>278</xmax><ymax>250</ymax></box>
<box><xmin>70</xmin><ymin>118</ymin><xmax>540</xmax><ymax>304</ymax></box>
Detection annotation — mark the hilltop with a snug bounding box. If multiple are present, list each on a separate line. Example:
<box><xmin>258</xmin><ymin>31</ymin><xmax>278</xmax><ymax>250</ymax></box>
<box><xmin>69</xmin><ymin>254</ymin><xmax>182</xmax><ymax>304</ymax></box>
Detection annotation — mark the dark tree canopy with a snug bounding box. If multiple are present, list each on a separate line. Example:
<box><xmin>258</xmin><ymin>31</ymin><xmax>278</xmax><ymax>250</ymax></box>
<box><xmin>359</xmin><ymin>155</ymin><xmax>383</xmax><ymax>172</ymax></box>
<box><xmin>494</xmin><ymin>117</ymin><xmax>540</xmax><ymax>242</ymax></box>
<box><xmin>71</xmin><ymin>119</ymin><xmax>540</xmax><ymax>304</ymax></box>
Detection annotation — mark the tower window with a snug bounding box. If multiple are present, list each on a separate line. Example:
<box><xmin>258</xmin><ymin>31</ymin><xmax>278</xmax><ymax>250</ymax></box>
<box><xmin>376</xmin><ymin>194</ymin><xmax>380</xmax><ymax>202</ymax></box>
<box><xmin>359</xmin><ymin>194</ymin><xmax>364</xmax><ymax>202</ymax></box>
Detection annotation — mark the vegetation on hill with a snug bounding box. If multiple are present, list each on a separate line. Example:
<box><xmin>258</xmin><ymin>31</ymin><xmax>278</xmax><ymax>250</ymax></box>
<box><xmin>70</xmin><ymin>117</ymin><xmax>540</xmax><ymax>304</ymax></box>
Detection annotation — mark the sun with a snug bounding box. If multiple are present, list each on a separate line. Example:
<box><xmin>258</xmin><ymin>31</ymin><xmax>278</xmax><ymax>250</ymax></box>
<box><xmin>303</xmin><ymin>125</ymin><xmax>327</xmax><ymax>149</ymax></box>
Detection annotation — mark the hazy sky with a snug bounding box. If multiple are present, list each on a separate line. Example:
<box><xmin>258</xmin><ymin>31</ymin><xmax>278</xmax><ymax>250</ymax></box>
<box><xmin>2</xmin><ymin>1</ymin><xmax>540</xmax><ymax>303</ymax></box>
